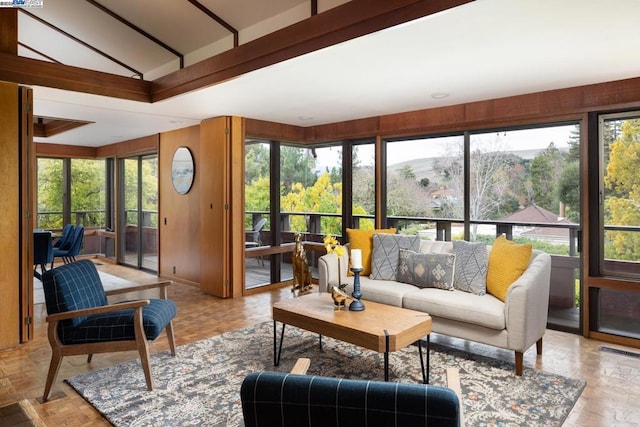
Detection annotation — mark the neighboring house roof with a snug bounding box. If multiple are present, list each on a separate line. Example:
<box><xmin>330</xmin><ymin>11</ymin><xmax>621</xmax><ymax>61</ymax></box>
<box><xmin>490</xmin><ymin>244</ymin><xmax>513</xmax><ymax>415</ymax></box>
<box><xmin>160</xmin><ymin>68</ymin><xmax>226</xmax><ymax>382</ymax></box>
<box><xmin>500</xmin><ymin>204</ymin><xmax>575</xmax><ymax>225</ymax></box>
<box><xmin>500</xmin><ymin>204</ymin><xmax>577</xmax><ymax>240</ymax></box>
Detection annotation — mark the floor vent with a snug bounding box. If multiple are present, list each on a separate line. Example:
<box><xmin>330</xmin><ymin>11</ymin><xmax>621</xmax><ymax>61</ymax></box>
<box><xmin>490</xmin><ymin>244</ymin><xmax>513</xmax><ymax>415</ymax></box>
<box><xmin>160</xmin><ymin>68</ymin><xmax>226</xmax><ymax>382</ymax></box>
<box><xmin>598</xmin><ymin>345</ymin><xmax>640</xmax><ymax>359</ymax></box>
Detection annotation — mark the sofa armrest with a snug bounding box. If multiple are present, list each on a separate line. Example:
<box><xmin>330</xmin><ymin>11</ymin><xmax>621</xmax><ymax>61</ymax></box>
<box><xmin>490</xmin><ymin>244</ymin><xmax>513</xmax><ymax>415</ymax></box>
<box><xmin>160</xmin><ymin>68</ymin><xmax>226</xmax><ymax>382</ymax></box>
<box><xmin>318</xmin><ymin>246</ymin><xmax>350</xmax><ymax>293</ymax></box>
<box><xmin>504</xmin><ymin>250</ymin><xmax>552</xmax><ymax>351</ymax></box>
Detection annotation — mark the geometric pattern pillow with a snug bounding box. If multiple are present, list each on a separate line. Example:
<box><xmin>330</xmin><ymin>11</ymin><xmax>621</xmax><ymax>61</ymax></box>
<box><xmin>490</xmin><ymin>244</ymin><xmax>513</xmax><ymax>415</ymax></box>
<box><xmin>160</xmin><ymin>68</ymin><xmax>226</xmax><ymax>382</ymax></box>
<box><xmin>452</xmin><ymin>240</ymin><xmax>488</xmax><ymax>295</ymax></box>
<box><xmin>397</xmin><ymin>249</ymin><xmax>456</xmax><ymax>290</ymax></box>
<box><xmin>370</xmin><ymin>234</ymin><xmax>421</xmax><ymax>280</ymax></box>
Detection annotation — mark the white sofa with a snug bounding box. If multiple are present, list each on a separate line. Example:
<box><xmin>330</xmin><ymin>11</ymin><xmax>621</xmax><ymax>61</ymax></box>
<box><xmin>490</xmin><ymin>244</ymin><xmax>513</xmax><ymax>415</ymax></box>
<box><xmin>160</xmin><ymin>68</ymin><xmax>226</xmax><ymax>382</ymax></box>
<box><xmin>318</xmin><ymin>240</ymin><xmax>552</xmax><ymax>375</ymax></box>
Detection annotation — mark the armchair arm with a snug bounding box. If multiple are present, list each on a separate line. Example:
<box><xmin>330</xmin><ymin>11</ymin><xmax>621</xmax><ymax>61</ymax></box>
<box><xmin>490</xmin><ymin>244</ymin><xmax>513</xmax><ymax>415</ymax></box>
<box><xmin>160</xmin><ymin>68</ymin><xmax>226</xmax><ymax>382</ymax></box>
<box><xmin>504</xmin><ymin>251</ymin><xmax>552</xmax><ymax>352</ymax></box>
<box><xmin>105</xmin><ymin>280</ymin><xmax>173</xmax><ymax>299</ymax></box>
<box><xmin>45</xmin><ymin>299</ymin><xmax>150</xmax><ymax>323</ymax></box>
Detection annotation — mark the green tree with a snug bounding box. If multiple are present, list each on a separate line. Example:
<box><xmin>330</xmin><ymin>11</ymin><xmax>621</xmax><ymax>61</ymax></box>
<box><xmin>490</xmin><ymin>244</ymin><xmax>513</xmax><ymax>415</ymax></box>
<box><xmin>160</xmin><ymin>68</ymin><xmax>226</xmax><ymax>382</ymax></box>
<box><xmin>280</xmin><ymin>146</ymin><xmax>317</xmax><ymax>191</ymax></box>
<box><xmin>530</xmin><ymin>143</ymin><xmax>564</xmax><ymax>212</ymax></box>
<box><xmin>245</xmin><ymin>143</ymin><xmax>270</xmax><ymax>184</ymax></box>
<box><xmin>557</xmin><ymin>161</ymin><xmax>580</xmax><ymax>222</ymax></box>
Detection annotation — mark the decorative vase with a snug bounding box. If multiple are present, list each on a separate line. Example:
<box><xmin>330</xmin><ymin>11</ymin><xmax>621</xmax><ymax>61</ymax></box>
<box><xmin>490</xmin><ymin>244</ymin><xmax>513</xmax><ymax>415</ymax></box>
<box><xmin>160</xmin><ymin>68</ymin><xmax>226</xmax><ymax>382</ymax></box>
<box><xmin>330</xmin><ymin>286</ymin><xmax>348</xmax><ymax>310</ymax></box>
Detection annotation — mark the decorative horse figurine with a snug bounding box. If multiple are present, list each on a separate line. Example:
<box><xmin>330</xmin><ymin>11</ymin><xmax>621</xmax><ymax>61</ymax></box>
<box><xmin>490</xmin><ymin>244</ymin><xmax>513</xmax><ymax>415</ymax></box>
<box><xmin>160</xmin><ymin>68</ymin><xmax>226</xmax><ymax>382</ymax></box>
<box><xmin>292</xmin><ymin>233</ymin><xmax>313</xmax><ymax>296</ymax></box>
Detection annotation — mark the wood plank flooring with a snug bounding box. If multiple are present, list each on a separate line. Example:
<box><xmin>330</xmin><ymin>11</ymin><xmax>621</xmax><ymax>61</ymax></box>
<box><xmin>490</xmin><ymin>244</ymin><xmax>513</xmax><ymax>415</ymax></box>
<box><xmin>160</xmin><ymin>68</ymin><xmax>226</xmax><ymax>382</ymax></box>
<box><xmin>1</xmin><ymin>262</ymin><xmax>639</xmax><ymax>426</ymax></box>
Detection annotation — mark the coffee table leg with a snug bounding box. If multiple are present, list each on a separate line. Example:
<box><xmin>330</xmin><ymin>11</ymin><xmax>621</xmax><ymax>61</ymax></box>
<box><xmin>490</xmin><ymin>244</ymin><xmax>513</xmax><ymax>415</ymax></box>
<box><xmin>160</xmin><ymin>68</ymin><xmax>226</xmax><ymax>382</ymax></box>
<box><xmin>273</xmin><ymin>321</ymin><xmax>286</xmax><ymax>366</ymax></box>
<box><xmin>384</xmin><ymin>330</ymin><xmax>390</xmax><ymax>381</ymax></box>
<box><xmin>417</xmin><ymin>335</ymin><xmax>430</xmax><ymax>384</ymax></box>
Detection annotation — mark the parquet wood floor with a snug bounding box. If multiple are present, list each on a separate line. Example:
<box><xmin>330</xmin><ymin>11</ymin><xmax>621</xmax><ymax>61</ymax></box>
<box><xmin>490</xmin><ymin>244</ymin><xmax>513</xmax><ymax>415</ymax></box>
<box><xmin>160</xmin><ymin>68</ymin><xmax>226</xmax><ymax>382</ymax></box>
<box><xmin>1</xmin><ymin>263</ymin><xmax>639</xmax><ymax>426</ymax></box>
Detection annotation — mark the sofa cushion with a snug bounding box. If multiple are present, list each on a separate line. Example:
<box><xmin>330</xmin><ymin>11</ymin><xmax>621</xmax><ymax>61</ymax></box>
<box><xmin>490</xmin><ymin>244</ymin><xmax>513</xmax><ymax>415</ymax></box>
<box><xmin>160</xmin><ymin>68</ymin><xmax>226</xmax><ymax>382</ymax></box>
<box><xmin>370</xmin><ymin>234</ymin><xmax>421</xmax><ymax>280</ymax></box>
<box><xmin>397</xmin><ymin>249</ymin><xmax>456</xmax><ymax>290</ymax></box>
<box><xmin>487</xmin><ymin>235</ymin><xmax>532</xmax><ymax>302</ymax></box>
<box><xmin>403</xmin><ymin>288</ymin><xmax>506</xmax><ymax>330</ymax></box>
<box><xmin>452</xmin><ymin>240</ymin><xmax>488</xmax><ymax>295</ymax></box>
<box><xmin>346</xmin><ymin>228</ymin><xmax>396</xmax><ymax>276</ymax></box>
<box><xmin>419</xmin><ymin>240</ymin><xmax>453</xmax><ymax>254</ymax></box>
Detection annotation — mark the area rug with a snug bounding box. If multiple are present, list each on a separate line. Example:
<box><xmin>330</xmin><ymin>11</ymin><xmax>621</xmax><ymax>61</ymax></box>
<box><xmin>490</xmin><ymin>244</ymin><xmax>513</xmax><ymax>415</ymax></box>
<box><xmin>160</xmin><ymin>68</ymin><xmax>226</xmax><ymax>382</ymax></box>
<box><xmin>66</xmin><ymin>321</ymin><xmax>585</xmax><ymax>427</ymax></box>
<box><xmin>34</xmin><ymin>270</ymin><xmax>137</xmax><ymax>304</ymax></box>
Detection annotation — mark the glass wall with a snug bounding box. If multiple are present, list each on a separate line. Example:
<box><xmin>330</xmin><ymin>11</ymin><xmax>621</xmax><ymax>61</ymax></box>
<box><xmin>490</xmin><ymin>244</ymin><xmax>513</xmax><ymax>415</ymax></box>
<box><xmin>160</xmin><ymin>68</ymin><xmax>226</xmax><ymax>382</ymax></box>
<box><xmin>352</xmin><ymin>142</ymin><xmax>375</xmax><ymax>230</ymax></box>
<box><xmin>385</xmin><ymin>135</ymin><xmax>464</xmax><ymax>238</ymax></box>
<box><xmin>36</xmin><ymin>158</ymin><xmax>64</xmax><ymax>230</ymax></box>
<box><xmin>245</xmin><ymin>141</ymin><xmax>271</xmax><ymax>289</ymax></box>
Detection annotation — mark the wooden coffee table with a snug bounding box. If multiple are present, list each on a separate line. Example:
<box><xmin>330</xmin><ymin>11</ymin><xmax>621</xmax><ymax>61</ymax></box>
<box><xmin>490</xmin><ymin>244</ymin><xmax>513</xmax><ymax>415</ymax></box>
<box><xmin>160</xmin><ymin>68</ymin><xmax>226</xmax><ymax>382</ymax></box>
<box><xmin>272</xmin><ymin>293</ymin><xmax>432</xmax><ymax>383</ymax></box>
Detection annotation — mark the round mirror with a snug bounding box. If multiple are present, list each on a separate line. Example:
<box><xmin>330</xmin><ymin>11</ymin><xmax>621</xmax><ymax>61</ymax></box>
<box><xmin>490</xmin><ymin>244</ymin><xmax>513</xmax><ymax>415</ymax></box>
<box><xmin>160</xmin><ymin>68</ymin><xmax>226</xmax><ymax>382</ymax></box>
<box><xmin>171</xmin><ymin>146</ymin><xmax>195</xmax><ymax>195</ymax></box>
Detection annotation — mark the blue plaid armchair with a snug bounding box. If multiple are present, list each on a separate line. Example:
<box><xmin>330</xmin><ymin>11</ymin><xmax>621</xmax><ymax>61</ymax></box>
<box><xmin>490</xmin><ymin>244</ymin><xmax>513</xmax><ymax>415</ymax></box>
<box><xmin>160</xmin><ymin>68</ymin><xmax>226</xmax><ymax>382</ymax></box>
<box><xmin>41</xmin><ymin>260</ymin><xmax>177</xmax><ymax>401</ymax></box>
<box><xmin>241</xmin><ymin>370</ymin><xmax>462</xmax><ymax>427</ymax></box>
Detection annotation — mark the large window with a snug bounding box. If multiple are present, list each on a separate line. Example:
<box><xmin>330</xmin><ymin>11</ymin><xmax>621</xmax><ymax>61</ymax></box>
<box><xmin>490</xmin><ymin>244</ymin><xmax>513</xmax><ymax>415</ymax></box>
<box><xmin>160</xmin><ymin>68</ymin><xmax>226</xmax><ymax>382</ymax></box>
<box><xmin>599</xmin><ymin>112</ymin><xmax>640</xmax><ymax>277</ymax></box>
<box><xmin>385</xmin><ymin>135</ymin><xmax>464</xmax><ymax>237</ymax></box>
<box><xmin>592</xmin><ymin>112</ymin><xmax>640</xmax><ymax>339</ymax></box>
<box><xmin>280</xmin><ymin>143</ymin><xmax>343</xmax><ymax>237</ymax></box>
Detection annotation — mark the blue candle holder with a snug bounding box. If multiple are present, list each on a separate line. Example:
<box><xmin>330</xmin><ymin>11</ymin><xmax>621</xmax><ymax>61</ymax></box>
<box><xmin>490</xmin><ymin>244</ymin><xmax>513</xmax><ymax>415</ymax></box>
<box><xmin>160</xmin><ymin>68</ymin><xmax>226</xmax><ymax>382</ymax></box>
<box><xmin>349</xmin><ymin>267</ymin><xmax>365</xmax><ymax>311</ymax></box>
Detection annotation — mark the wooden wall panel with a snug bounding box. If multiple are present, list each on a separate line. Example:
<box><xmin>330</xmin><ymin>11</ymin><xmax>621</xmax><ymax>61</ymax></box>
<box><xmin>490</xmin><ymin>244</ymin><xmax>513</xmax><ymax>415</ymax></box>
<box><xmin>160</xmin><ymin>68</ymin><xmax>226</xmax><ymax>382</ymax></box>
<box><xmin>35</xmin><ymin>143</ymin><xmax>97</xmax><ymax>158</ymax></box>
<box><xmin>158</xmin><ymin>126</ymin><xmax>200</xmax><ymax>285</ymax></box>
<box><xmin>200</xmin><ymin>117</ymin><xmax>230</xmax><ymax>297</ymax></box>
<box><xmin>0</xmin><ymin>81</ymin><xmax>20</xmax><ymax>350</ymax></box>
<box><xmin>248</xmin><ymin>77</ymin><xmax>640</xmax><ymax>145</ymax></box>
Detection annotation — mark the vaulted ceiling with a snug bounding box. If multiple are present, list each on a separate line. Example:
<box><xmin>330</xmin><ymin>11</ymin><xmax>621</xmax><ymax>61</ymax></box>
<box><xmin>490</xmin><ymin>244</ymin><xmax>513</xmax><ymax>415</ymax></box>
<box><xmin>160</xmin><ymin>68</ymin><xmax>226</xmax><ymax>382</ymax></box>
<box><xmin>4</xmin><ymin>0</ymin><xmax>640</xmax><ymax>147</ymax></box>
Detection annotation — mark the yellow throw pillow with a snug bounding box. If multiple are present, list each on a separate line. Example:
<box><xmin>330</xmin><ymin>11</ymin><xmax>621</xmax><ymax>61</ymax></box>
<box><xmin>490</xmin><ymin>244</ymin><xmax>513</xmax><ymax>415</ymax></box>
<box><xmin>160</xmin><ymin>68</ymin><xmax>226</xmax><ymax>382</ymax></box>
<box><xmin>486</xmin><ymin>235</ymin><xmax>532</xmax><ymax>302</ymax></box>
<box><xmin>346</xmin><ymin>228</ymin><xmax>396</xmax><ymax>276</ymax></box>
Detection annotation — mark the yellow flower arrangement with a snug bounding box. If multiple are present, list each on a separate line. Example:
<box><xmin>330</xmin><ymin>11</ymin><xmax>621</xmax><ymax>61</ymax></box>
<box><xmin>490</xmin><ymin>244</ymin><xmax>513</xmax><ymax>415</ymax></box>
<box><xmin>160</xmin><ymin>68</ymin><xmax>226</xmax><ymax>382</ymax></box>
<box><xmin>324</xmin><ymin>234</ymin><xmax>347</xmax><ymax>290</ymax></box>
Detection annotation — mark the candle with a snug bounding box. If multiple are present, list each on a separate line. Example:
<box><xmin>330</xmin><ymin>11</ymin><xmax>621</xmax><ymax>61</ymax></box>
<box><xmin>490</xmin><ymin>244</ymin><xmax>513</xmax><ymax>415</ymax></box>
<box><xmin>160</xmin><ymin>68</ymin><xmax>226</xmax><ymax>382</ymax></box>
<box><xmin>351</xmin><ymin>249</ymin><xmax>362</xmax><ymax>269</ymax></box>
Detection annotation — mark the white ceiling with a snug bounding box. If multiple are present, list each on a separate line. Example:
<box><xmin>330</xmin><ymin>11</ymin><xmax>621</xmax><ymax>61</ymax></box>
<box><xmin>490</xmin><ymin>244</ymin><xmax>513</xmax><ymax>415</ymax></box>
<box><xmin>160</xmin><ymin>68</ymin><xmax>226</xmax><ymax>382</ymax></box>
<box><xmin>21</xmin><ymin>0</ymin><xmax>640</xmax><ymax>147</ymax></box>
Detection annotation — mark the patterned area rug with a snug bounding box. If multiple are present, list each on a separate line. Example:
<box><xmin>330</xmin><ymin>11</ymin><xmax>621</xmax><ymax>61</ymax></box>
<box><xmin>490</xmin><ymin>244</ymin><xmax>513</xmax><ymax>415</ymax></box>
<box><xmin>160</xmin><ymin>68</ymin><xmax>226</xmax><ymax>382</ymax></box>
<box><xmin>67</xmin><ymin>321</ymin><xmax>585</xmax><ymax>426</ymax></box>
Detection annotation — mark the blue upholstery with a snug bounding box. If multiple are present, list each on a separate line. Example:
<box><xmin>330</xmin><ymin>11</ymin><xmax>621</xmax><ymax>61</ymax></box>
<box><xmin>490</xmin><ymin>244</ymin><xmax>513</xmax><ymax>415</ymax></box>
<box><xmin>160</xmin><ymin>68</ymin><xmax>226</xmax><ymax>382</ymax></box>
<box><xmin>53</xmin><ymin>224</ymin><xmax>75</xmax><ymax>249</ymax></box>
<box><xmin>52</xmin><ymin>225</ymin><xmax>84</xmax><ymax>265</ymax></box>
<box><xmin>33</xmin><ymin>231</ymin><xmax>54</xmax><ymax>280</ymax></box>
<box><xmin>42</xmin><ymin>259</ymin><xmax>176</xmax><ymax>345</ymax></box>
<box><xmin>241</xmin><ymin>372</ymin><xmax>461</xmax><ymax>427</ymax></box>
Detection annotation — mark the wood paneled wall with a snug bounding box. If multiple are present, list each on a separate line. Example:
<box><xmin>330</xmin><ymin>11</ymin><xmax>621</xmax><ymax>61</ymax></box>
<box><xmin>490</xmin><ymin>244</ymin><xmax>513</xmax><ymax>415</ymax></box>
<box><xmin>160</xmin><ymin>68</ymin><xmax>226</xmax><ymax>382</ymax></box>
<box><xmin>0</xmin><ymin>81</ymin><xmax>29</xmax><ymax>350</ymax></box>
<box><xmin>158</xmin><ymin>126</ymin><xmax>201</xmax><ymax>286</ymax></box>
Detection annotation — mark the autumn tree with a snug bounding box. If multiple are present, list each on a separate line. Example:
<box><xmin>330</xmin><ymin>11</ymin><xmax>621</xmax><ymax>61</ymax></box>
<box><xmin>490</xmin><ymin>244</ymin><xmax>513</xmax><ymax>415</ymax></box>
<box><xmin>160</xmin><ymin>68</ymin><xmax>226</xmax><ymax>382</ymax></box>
<box><xmin>603</xmin><ymin>119</ymin><xmax>640</xmax><ymax>260</ymax></box>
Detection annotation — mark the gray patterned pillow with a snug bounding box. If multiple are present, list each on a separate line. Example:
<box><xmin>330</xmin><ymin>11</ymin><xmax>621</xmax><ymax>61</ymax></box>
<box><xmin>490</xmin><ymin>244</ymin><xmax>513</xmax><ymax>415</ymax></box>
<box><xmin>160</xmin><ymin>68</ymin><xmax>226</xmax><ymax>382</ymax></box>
<box><xmin>452</xmin><ymin>240</ymin><xmax>488</xmax><ymax>295</ymax></box>
<box><xmin>397</xmin><ymin>249</ymin><xmax>456</xmax><ymax>290</ymax></box>
<box><xmin>370</xmin><ymin>234</ymin><xmax>421</xmax><ymax>280</ymax></box>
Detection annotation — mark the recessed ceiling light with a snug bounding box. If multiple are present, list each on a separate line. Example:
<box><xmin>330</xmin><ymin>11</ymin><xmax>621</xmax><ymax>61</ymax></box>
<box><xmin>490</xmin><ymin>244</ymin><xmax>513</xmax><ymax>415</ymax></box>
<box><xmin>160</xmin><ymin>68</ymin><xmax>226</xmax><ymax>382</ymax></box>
<box><xmin>298</xmin><ymin>116</ymin><xmax>314</xmax><ymax>121</ymax></box>
<box><xmin>431</xmin><ymin>92</ymin><xmax>450</xmax><ymax>99</ymax></box>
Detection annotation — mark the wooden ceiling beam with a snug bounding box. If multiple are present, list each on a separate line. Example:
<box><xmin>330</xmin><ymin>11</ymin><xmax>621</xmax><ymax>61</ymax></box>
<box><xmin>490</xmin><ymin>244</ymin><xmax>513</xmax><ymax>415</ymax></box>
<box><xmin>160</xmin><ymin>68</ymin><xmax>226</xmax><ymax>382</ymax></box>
<box><xmin>151</xmin><ymin>0</ymin><xmax>473</xmax><ymax>101</ymax></box>
<box><xmin>0</xmin><ymin>0</ymin><xmax>471</xmax><ymax>104</ymax></box>
<box><xmin>0</xmin><ymin>52</ymin><xmax>151</xmax><ymax>102</ymax></box>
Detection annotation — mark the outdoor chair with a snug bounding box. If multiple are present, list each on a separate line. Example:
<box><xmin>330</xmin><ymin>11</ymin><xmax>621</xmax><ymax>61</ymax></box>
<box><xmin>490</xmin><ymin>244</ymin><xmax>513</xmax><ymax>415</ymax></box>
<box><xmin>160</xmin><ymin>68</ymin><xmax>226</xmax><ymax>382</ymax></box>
<box><xmin>41</xmin><ymin>259</ymin><xmax>177</xmax><ymax>402</ymax></box>
<box><xmin>245</xmin><ymin>218</ymin><xmax>267</xmax><ymax>265</ymax></box>
<box><xmin>51</xmin><ymin>225</ymin><xmax>84</xmax><ymax>268</ymax></box>
<box><xmin>241</xmin><ymin>359</ymin><xmax>464</xmax><ymax>427</ymax></box>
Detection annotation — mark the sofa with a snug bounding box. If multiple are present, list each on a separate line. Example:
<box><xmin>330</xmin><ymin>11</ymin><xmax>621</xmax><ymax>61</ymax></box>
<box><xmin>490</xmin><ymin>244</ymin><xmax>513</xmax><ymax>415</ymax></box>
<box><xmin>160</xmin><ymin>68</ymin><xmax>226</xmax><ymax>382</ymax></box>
<box><xmin>318</xmin><ymin>236</ymin><xmax>552</xmax><ymax>376</ymax></box>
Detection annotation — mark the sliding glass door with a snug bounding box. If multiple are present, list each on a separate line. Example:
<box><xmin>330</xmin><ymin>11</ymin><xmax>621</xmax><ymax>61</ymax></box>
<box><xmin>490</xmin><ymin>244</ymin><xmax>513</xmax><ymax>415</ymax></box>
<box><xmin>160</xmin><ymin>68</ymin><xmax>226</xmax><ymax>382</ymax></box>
<box><xmin>119</xmin><ymin>155</ymin><xmax>158</xmax><ymax>271</ymax></box>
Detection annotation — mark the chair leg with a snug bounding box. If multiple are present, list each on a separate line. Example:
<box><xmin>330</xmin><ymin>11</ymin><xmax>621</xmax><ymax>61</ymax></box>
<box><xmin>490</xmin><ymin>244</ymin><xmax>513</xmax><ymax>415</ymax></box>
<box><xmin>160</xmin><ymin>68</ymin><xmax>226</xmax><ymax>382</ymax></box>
<box><xmin>133</xmin><ymin>308</ymin><xmax>154</xmax><ymax>391</ymax></box>
<box><xmin>515</xmin><ymin>351</ymin><xmax>523</xmax><ymax>376</ymax></box>
<box><xmin>43</xmin><ymin>349</ymin><xmax>63</xmax><ymax>402</ymax></box>
<box><xmin>87</xmin><ymin>354</ymin><xmax>93</xmax><ymax>363</ymax></box>
<box><xmin>536</xmin><ymin>337</ymin><xmax>543</xmax><ymax>355</ymax></box>
<box><xmin>166</xmin><ymin>321</ymin><xmax>177</xmax><ymax>356</ymax></box>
